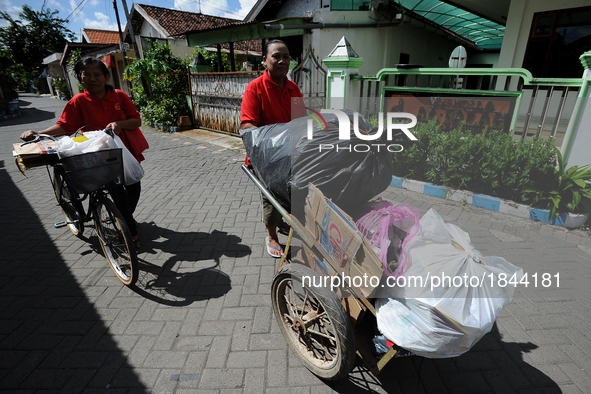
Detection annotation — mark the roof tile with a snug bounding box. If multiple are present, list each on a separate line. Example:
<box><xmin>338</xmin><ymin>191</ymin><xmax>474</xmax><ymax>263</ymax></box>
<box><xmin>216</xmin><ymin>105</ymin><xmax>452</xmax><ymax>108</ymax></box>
<box><xmin>83</xmin><ymin>29</ymin><xmax>121</xmax><ymax>44</ymax></box>
<box><xmin>135</xmin><ymin>4</ymin><xmax>240</xmax><ymax>37</ymax></box>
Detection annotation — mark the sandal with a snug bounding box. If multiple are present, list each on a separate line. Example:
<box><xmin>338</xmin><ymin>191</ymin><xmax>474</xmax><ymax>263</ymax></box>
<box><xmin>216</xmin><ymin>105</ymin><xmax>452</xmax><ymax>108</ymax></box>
<box><xmin>265</xmin><ymin>236</ymin><xmax>283</xmax><ymax>258</ymax></box>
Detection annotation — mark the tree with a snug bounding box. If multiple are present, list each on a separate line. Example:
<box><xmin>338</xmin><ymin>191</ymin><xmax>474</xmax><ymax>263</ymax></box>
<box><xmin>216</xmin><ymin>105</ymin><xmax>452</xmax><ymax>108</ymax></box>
<box><xmin>0</xmin><ymin>48</ymin><xmax>19</xmax><ymax>111</ymax></box>
<box><xmin>0</xmin><ymin>5</ymin><xmax>75</xmax><ymax>84</ymax></box>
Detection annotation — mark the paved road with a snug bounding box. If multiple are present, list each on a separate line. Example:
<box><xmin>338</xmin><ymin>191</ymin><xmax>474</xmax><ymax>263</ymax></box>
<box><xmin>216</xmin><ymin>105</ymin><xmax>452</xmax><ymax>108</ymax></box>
<box><xmin>1</xmin><ymin>92</ymin><xmax>590</xmax><ymax>393</ymax></box>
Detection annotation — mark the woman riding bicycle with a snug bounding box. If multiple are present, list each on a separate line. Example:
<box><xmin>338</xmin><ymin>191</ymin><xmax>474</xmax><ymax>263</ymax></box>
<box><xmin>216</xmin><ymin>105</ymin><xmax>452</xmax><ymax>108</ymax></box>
<box><xmin>20</xmin><ymin>56</ymin><xmax>148</xmax><ymax>249</ymax></box>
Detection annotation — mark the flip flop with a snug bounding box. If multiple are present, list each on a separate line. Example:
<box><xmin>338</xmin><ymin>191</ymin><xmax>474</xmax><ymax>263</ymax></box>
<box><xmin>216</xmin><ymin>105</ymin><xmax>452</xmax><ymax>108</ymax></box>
<box><xmin>266</xmin><ymin>236</ymin><xmax>283</xmax><ymax>258</ymax></box>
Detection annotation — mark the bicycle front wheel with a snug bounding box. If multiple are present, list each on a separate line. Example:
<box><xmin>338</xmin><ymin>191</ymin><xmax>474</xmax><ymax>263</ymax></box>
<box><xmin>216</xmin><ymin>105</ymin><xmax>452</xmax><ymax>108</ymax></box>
<box><xmin>93</xmin><ymin>196</ymin><xmax>138</xmax><ymax>286</ymax></box>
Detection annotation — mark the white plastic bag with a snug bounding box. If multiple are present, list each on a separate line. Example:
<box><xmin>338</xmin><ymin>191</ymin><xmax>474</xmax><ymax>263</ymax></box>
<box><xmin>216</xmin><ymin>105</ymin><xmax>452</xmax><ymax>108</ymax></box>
<box><xmin>56</xmin><ymin>130</ymin><xmax>117</xmax><ymax>158</ymax></box>
<box><xmin>55</xmin><ymin>136</ymin><xmax>83</xmax><ymax>157</ymax></box>
<box><xmin>113</xmin><ymin>135</ymin><xmax>144</xmax><ymax>185</ymax></box>
<box><xmin>375</xmin><ymin>208</ymin><xmax>523</xmax><ymax>358</ymax></box>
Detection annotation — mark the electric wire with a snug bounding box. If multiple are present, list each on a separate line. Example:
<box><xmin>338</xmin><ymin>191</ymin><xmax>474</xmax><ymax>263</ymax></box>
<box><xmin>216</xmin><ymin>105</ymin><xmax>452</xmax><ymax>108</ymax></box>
<box><xmin>180</xmin><ymin>0</ymin><xmax>244</xmax><ymax>19</ymax></box>
<box><xmin>66</xmin><ymin>0</ymin><xmax>91</xmax><ymax>20</ymax></box>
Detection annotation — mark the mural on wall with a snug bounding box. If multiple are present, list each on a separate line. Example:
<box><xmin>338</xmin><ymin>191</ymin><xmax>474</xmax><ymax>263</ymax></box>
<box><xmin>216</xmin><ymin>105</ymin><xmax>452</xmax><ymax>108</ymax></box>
<box><xmin>385</xmin><ymin>92</ymin><xmax>517</xmax><ymax>134</ymax></box>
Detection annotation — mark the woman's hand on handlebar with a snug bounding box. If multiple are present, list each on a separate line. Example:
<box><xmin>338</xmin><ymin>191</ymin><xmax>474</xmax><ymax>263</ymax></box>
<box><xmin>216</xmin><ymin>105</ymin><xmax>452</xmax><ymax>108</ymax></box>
<box><xmin>20</xmin><ymin>126</ymin><xmax>64</xmax><ymax>141</ymax></box>
<box><xmin>107</xmin><ymin>122</ymin><xmax>122</xmax><ymax>136</ymax></box>
<box><xmin>20</xmin><ymin>130</ymin><xmax>39</xmax><ymax>141</ymax></box>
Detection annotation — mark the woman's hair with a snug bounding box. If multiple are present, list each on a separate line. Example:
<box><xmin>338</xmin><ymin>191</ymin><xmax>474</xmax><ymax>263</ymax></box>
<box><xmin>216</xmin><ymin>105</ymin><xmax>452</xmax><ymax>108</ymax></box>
<box><xmin>74</xmin><ymin>57</ymin><xmax>114</xmax><ymax>91</ymax></box>
<box><xmin>264</xmin><ymin>39</ymin><xmax>286</xmax><ymax>57</ymax></box>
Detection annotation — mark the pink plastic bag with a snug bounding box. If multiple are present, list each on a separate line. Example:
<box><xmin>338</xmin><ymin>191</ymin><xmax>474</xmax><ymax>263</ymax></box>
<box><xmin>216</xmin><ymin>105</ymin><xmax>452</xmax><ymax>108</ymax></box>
<box><xmin>355</xmin><ymin>201</ymin><xmax>420</xmax><ymax>277</ymax></box>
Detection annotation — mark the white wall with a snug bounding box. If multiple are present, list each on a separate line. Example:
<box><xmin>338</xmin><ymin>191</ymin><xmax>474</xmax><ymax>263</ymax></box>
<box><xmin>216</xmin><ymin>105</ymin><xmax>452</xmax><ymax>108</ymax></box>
<box><xmin>169</xmin><ymin>38</ymin><xmax>195</xmax><ymax>60</ymax></box>
<box><xmin>139</xmin><ymin>22</ymin><xmax>163</xmax><ymax>38</ymax></box>
<box><xmin>308</xmin><ymin>10</ymin><xmax>460</xmax><ymax>76</ymax></box>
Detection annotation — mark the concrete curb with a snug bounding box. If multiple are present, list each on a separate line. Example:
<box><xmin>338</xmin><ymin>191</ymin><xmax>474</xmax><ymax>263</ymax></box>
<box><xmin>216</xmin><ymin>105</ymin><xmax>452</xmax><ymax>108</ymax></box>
<box><xmin>391</xmin><ymin>175</ymin><xmax>588</xmax><ymax>229</ymax></box>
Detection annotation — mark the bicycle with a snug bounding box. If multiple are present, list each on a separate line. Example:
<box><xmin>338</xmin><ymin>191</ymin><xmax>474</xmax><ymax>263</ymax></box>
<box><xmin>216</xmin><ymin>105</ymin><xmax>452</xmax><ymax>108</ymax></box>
<box><xmin>23</xmin><ymin>128</ymin><xmax>139</xmax><ymax>286</ymax></box>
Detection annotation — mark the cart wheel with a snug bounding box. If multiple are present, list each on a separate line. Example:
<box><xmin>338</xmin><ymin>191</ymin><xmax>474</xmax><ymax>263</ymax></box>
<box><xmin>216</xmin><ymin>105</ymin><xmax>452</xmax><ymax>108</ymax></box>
<box><xmin>272</xmin><ymin>263</ymin><xmax>356</xmax><ymax>380</ymax></box>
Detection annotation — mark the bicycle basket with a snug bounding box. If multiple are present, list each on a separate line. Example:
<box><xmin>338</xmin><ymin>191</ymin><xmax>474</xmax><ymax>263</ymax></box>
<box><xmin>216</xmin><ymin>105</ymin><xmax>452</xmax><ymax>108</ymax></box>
<box><xmin>60</xmin><ymin>149</ymin><xmax>123</xmax><ymax>193</ymax></box>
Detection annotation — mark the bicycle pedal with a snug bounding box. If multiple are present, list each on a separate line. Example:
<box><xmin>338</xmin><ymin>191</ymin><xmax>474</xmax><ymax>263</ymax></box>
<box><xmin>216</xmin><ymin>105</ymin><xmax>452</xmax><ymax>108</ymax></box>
<box><xmin>54</xmin><ymin>221</ymin><xmax>67</xmax><ymax>228</ymax></box>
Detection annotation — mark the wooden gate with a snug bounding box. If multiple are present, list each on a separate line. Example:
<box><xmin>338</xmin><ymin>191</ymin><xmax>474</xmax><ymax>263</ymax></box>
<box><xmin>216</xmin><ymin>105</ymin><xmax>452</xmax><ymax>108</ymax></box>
<box><xmin>292</xmin><ymin>44</ymin><xmax>327</xmax><ymax>109</ymax></box>
<box><xmin>189</xmin><ymin>46</ymin><xmax>327</xmax><ymax>135</ymax></box>
<box><xmin>189</xmin><ymin>71</ymin><xmax>262</xmax><ymax>135</ymax></box>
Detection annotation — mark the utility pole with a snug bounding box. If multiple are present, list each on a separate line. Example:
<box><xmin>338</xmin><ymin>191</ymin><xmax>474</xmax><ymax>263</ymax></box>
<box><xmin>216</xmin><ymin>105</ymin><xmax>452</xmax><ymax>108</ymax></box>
<box><xmin>113</xmin><ymin>0</ymin><xmax>127</xmax><ymax>68</ymax></box>
<box><xmin>120</xmin><ymin>0</ymin><xmax>138</xmax><ymax>59</ymax></box>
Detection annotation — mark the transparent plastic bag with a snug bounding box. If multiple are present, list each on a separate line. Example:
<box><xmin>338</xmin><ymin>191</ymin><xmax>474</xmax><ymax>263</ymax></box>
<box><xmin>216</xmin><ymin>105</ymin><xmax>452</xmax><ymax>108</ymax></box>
<box><xmin>375</xmin><ymin>208</ymin><xmax>523</xmax><ymax>358</ymax></box>
<box><xmin>56</xmin><ymin>130</ymin><xmax>117</xmax><ymax>158</ymax></box>
<box><xmin>114</xmin><ymin>135</ymin><xmax>144</xmax><ymax>185</ymax></box>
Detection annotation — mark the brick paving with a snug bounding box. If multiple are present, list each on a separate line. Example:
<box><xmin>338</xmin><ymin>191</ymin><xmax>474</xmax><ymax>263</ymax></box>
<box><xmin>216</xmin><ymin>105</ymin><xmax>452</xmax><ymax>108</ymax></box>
<box><xmin>1</xmin><ymin>93</ymin><xmax>590</xmax><ymax>393</ymax></box>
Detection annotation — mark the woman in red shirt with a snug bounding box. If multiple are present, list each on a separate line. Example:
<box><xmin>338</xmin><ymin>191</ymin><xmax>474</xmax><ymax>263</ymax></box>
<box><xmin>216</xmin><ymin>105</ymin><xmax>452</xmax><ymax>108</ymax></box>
<box><xmin>241</xmin><ymin>39</ymin><xmax>304</xmax><ymax>258</ymax></box>
<box><xmin>21</xmin><ymin>57</ymin><xmax>148</xmax><ymax>249</ymax></box>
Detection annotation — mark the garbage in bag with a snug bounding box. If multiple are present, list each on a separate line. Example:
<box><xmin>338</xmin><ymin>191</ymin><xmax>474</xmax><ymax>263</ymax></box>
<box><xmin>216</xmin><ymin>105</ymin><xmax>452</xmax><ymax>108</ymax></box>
<box><xmin>356</xmin><ymin>201</ymin><xmax>421</xmax><ymax>277</ymax></box>
<box><xmin>375</xmin><ymin>208</ymin><xmax>523</xmax><ymax>358</ymax></box>
<box><xmin>240</xmin><ymin>110</ymin><xmax>398</xmax><ymax>215</ymax></box>
<box><xmin>56</xmin><ymin>130</ymin><xmax>117</xmax><ymax>158</ymax></box>
<box><xmin>240</xmin><ymin>121</ymin><xmax>293</xmax><ymax>209</ymax></box>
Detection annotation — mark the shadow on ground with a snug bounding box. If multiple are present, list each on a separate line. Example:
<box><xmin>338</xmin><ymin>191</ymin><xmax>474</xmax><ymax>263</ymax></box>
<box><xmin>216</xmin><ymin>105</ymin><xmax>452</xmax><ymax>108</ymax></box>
<box><xmin>0</xmin><ymin>160</ymin><xmax>148</xmax><ymax>392</ymax></box>
<box><xmin>325</xmin><ymin>324</ymin><xmax>560</xmax><ymax>393</ymax></box>
<box><xmin>129</xmin><ymin>222</ymin><xmax>251</xmax><ymax>306</ymax></box>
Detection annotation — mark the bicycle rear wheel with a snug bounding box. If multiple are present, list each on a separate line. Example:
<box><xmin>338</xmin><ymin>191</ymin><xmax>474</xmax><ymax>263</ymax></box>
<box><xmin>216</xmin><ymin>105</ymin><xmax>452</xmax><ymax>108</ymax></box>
<box><xmin>93</xmin><ymin>195</ymin><xmax>138</xmax><ymax>286</ymax></box>
<box><xmin>52</xmin><ymin>166</ymin><xmax>84</xmax><ymax>237</ymax></box>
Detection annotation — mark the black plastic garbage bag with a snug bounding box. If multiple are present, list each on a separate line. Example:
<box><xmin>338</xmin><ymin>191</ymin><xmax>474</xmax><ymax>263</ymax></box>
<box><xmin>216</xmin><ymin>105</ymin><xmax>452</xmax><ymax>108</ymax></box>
<box><xmin>240</xmin><ymin>121</ymin><xmax>294</xmax><ymax>209</ymax></box>
<box><xmin>240</xmin><ymin>110</ymin><xmax>397</xmax><ymax>215</ymax></box>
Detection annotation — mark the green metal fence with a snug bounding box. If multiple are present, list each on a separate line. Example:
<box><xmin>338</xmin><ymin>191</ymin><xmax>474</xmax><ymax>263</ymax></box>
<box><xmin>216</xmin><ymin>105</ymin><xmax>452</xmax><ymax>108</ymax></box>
<box><xmin>351</xmin><ymin>67</ymin><xmax>583</xmax><ymax>148</ymax></box>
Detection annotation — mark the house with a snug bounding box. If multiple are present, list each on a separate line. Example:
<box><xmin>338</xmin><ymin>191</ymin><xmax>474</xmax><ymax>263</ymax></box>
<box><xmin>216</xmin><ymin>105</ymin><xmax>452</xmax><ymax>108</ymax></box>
<box><xmin>42</xmin><ymin>53</ymin><xmax>66</xmax><ymax>97</ymax></box>
<box><xmin>129</xmin><ymin>4</ymin><xmax>260</xmax><ymax>70</ymax></box>
<box><xmin>181</xmin><ymin>0</ymin><xmax>591</xmax><ymax>167</ymax></box>
<box><xmin>56</xmin><ymin>27</ymin><xmax>135</xmax><ymax>98</ymax></box>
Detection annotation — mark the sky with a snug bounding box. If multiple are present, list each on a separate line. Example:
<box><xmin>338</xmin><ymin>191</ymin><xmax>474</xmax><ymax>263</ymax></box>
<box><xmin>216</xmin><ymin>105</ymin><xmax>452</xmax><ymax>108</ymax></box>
<box><xmin>0</xmin><ymin>0</ymin><xmax>258</xmax><ymax>41</ymax></box>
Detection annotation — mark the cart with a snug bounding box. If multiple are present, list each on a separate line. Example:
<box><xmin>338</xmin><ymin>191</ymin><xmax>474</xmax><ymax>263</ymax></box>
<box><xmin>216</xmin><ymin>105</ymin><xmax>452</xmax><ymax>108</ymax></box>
<box><xmin>242</xmin><ymin>165</ymin><xmax>413</xmax><ymax>381</ymax></box>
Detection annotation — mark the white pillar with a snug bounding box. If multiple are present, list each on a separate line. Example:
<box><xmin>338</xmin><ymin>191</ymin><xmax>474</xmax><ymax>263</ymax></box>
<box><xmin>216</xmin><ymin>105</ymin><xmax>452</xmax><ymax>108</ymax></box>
<box><xmin>561</xmin><ymin>50</ymin><xmax>591</xmax><ymax>167</ymax></box>
<box><xmin>323</xmin><ymin>37</ymin><xmax>364</xmax><ymax>110</ymax></box>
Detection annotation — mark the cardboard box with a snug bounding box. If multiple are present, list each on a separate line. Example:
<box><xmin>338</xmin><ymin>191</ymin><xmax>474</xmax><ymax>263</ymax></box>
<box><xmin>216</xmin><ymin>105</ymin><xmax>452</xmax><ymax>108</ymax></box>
<box><xmin>12</xmin><ymin>140</ymin><xmax>59</xmax><ymax>174</ymax></box>
<box><xmin>303</xmin><ymin>183</ymin><xmax>384</xmax><ymax>298</ymax></box>
<box><xmin>13</xmin><ymin>140</ymin><xmax>57</xmax><ymax>156</ymax></box>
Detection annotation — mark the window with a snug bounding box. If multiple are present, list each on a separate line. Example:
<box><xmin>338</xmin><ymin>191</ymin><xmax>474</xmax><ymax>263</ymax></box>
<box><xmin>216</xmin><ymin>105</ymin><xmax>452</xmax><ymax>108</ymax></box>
<box><xmin>523</xmin><ymin>7</ymin><xmax>591</xmax><ymax>78</ymax></box>
<box><xmin>331</xmin><ymin>0</ymin><xmax>370</xmax><ymax>11</ymax></box>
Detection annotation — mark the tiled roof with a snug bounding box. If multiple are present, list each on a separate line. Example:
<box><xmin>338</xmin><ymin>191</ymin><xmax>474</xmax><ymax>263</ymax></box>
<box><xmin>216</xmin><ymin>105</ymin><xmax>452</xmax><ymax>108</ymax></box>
<box><xmin>132</xmin><ymin>4</ymin><xmax>240</xmax><ymax>38</ymax></box>
<box><xmin>82</xmin><ymin>29</ymin><xmax>121</xmax><ymax>44</ymax></box>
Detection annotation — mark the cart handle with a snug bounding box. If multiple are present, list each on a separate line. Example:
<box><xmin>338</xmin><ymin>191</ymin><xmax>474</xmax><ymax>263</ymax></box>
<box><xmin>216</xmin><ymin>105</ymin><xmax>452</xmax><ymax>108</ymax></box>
<box><xmin>241</xmin><ymin>164</ymin><xmax>290</xmax><ymax>223</ymax></box>
<box><xmin>241</xmin><ymin>164</ymin><xmax>325</xmax><ymax>253</ymax></box>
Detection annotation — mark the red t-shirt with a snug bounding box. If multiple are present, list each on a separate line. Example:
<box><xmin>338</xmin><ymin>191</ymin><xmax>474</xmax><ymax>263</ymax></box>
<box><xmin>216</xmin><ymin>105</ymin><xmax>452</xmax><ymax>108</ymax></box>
<box><xmin>57</xmin><ymin>89</ymin><xmax>147</xmax><ymax>161</ymax></box>
<box><xmin>241</xmin><ymin>71</ymin><xmax>305</xmax><ymax>165</ymax></box>
<box><xmin>240</xmin><ymin>70</ymin><xmax>305</xmax><ymax>127</ymax></box>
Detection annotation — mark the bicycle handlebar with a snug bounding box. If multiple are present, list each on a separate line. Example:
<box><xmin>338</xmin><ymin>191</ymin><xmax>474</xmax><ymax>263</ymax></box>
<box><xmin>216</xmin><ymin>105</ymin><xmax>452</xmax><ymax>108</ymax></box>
<box><xmin>103</xmin><ymin>126</ymin><xmax>114</xmax><ymax>137</ymax></box>
<box><xmin>22</xmin><ymin>126</ymin><xmax>115</xmax><ymax>147</ymax></box>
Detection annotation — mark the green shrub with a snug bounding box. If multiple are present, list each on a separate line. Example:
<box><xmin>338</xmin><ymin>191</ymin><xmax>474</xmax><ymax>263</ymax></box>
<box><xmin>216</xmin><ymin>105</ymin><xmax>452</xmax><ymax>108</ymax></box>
<box><xmin>52</xmin><ymin>77</ymin><xmax>70</xmax><ymax>99</ymax></box>
<box><xmin>392</xmin><ymin>121</ymin><xmax>559</xmax><ymax>207</ymax></box>
<box><xmin>123</xmin><ymin>42</ymin><xmax>190</xmax><ymax>127</ymax></box>
<box><xmin>525</xmin><ymin>148</ymin><xmax>591</xmax><ymax>217</ymax></box>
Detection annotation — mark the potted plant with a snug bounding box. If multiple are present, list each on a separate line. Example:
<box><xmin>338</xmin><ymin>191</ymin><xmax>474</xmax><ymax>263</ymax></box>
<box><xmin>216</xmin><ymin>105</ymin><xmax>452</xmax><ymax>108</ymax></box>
<box><xmin>533</xmin><ymin>148</ymin><xmax>591</xmax><ymax>228</ymax></box>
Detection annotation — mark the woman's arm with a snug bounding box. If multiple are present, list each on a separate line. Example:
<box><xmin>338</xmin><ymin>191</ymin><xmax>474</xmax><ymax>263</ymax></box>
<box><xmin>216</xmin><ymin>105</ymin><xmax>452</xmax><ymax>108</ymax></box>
<box><xmin>241</xmin><ymin>122</ymin><xmax>259</xmax><ymax>129</ymax></box>
<box><xmin>20</xmin><ymin>125</ymin><xmax>67</xmax><ymax>141</ymax></box>
<box><xmin>108</xmin><ymin>118</ymin><xmax>142</xmax><ymax>136</ymax></box>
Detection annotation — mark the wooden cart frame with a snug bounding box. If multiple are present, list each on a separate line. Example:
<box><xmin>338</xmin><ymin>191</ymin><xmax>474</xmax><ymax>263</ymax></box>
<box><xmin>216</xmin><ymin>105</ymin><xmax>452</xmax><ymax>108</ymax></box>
<box><xmin>242</xmin><ymin>165</ymin><xmax>412</xmax><ymax>380</ymax></box>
